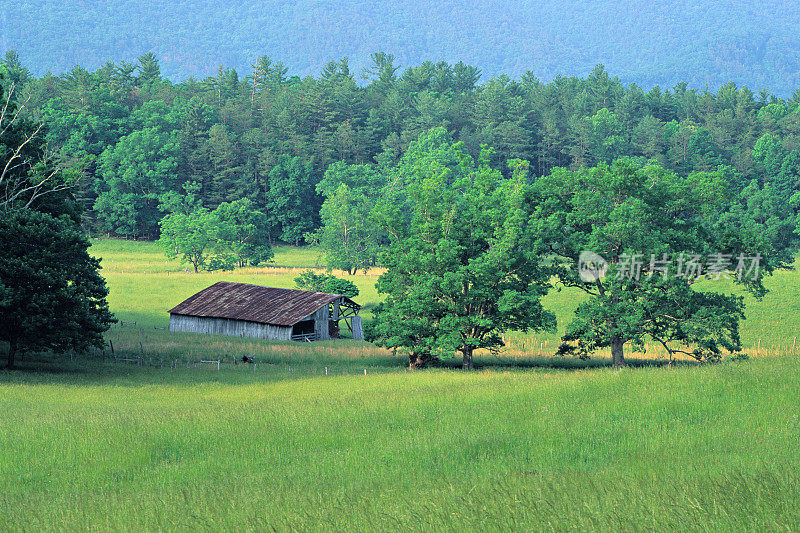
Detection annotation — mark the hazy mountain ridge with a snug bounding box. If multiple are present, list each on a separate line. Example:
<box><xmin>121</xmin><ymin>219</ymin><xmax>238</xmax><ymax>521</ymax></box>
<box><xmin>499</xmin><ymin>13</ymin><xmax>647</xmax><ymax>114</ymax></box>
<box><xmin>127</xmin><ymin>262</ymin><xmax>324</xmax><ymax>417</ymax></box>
<box><xmin>5</xmin><ymin>0</ymin><xmax>800</xmax><ymax>94</ymax></box>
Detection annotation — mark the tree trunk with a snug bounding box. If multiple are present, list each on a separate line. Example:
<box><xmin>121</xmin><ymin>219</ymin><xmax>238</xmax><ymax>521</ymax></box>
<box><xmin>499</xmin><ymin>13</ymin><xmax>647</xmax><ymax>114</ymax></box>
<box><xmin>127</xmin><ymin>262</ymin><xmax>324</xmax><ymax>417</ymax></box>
<box><xmin>409</xmin><ymin>351</ymin><xmax>433</xmax><ymax>370</ymax></box>
<box><xmin>462</xmin><ymin>346</ymin><xmax>474</xmax><ymax>370</ymax></box>
<box><xmin>6</xmin><ymin>341</ymin><xmax>16</xmax><ymax>369</ymax></box>
<box><xmin>611</xmin><ymin>335</ymin><xmax>626</xmax><ymax>367</ymax></box>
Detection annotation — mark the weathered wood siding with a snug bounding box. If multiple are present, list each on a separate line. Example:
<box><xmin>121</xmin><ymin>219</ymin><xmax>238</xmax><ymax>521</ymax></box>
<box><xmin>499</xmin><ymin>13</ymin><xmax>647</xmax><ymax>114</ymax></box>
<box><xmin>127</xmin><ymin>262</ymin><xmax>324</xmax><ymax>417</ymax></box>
<box><xmin>351</xmin><ymin>315</ymin><xmax>364</xmax><ymax>340</ymax></box>
<box><xmin>311</xmin><ymin>304</ymin><xmax>330</xmax><ymax>340</ymax></box>
<box><xmin>169</xmin><ymin>314</ymin><xmax>292</xmax><ymax>341</ymax></box>
<box><xmin>265</xmin><ymin>325</ymin><xmax>293</xmax><ymax>340</ymax></box>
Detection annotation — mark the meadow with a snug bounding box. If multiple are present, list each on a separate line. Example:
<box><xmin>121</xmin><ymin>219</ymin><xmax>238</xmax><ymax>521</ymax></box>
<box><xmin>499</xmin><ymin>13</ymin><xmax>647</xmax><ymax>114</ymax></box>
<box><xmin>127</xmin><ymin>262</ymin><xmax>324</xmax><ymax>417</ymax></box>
<box><xmin>95</xmin><ymin>238</ymin><xmax>800</xmax><ymax>362</ymax></box>
<box><xmin>1</xmin><ymin>239</ymin><xmax>799</xmax><ymax>530</ymax></box>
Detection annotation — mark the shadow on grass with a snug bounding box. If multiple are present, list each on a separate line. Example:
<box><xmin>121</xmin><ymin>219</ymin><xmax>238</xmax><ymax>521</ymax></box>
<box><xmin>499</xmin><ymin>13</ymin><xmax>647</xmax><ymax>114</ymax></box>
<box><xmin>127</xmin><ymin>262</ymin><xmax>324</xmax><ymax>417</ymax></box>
<box><xmin>1</xmin><ymin>344</ymin><xmax>734</xmax><ymax>388</ymax></box>
<box><xmin>0</xmin><ymin>349</ymin><xmax>407</xmax><ymax>387</ymax></box>
<box><xmin>433</xmin><ymin>354</ymin><xmax>704</xmax><ymax>371</ymax></box>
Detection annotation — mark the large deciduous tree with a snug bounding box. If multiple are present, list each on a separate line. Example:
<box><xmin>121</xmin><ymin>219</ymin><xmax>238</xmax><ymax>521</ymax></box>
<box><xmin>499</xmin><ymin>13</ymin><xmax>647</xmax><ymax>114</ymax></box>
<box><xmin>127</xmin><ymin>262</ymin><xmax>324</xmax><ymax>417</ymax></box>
<box><xmin>369</xmin><ymin>128</ymin><xmax>555</xmax><ymax>369</ymax></box>
<box><xmin>532</xmin><ymin>158</ymin><xmax>784</xmax><ymax>367</ymax></box>
<box><xmin>158</xmin><ymin>206</ymin><xmax>220</xmax><ymax>273</ymax></box>
<box><xmin>157</xmin><ymin>182</ymin><xmax>218</xmax><ymax>272</ymax></box>
<box><xmin>213</xmin><ymin>198</ymin><xmax>273</xmax><ymax>267</ymax></box>
<box><xmin>158</xmin><ymin>187</ymin><xmax>273</xmax><ymax>271</ymax></box>
<box><xmin>312</xmin><ymin>161</ymin><xmax>386</xmax><ymax>274</ymax></box>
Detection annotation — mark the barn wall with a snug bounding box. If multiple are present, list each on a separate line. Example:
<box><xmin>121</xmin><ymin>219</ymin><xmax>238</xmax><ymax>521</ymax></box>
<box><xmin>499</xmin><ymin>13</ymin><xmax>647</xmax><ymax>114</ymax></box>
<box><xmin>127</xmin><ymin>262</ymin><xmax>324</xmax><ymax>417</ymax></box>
<box><xmin>313</xmin><ymin>304</ymin><xmax>330</xmax><ymax>340</ymax></box>
<box><xmin>265</xmin><ymin>324</ymin><xmax>293</xmax><ymax>340</ymax></box>
<box><xmin>169</xmin><ymin>314</ymin><xmax>291</xmax><ymax>341</ymax></box>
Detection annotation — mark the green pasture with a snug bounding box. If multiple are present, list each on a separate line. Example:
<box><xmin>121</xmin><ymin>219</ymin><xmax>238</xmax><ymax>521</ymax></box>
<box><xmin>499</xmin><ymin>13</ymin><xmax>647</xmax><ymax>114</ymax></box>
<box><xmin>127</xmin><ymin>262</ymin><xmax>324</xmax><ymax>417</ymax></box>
<box><xmin>1</xmin><ymin>238</ymin><xmax>799</xmax><ymax>530</ymax></box>
<box><xmin>94</xmin><ymin>238</ymin><xmax>800</xmax><ymax>358</ymax></box>
<box><xmin>1</xmin><ymin>355</ymin><xmax>798</xmax><ymax>530</ymax></box>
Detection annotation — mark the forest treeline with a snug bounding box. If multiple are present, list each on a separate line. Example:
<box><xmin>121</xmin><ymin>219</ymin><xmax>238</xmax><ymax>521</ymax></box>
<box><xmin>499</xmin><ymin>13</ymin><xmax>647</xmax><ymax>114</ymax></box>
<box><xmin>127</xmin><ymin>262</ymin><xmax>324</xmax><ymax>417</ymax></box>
<box><xmin>2</xmin><ymin>50</ymin><xmax>800</xmax><ymax>261</ymax></box>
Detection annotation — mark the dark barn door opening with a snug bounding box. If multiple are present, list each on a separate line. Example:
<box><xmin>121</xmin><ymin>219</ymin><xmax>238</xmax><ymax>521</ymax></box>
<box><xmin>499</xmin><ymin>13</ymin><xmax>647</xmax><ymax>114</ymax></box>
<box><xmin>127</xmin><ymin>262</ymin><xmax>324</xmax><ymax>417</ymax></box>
<box><xmin>291</xmin><ymin>320</ymin><xmax>316</xmax><ymax>341</ymax></box>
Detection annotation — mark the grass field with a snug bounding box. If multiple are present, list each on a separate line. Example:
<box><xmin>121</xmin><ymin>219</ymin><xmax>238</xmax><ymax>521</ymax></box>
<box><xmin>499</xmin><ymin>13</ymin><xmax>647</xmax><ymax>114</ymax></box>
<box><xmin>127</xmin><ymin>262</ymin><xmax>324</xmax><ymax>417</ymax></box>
<box><xmin>95</xmin><ymin>238</ymin><xmax>800</xmax><ymax>360</ymax></box>
<box><xmin>1</xmin><ymin>239</ymin><xmax>799</xmax><ymax>530</ymax></box>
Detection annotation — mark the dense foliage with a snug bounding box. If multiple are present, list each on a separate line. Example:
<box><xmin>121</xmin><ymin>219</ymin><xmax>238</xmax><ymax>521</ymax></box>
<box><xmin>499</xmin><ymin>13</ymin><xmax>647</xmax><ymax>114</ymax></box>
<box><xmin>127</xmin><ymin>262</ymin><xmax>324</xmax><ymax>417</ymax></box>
<box><xmin>157</xmin><ymin>185</ymin><xmax>272</xmax><ymax>272</ymax></box>
<box><xmin>0</xmin><ymin>210</ymin><xmax>115</xmax><ymax>368</ymax></box>
<box><xmin>0</xmin><ymin>77</ymin><xmax>114</xmax><ymax>368</ymax></box>
<box><xmin>6</xmin><ymin>51</ymin><xmax>800</xmax><ymax>254</ymax></box>
<box><xmin>5</xmin><ymin>1</ymin><xmax>800</xmax><ymax>94</ymax></box>
<box><xmin>531</xmin><ymin>159</ymin><xmax>779</xmax><ymax>366</ymax></box>
<box><xmin>294</xmin><ymin>270</ymin><xmax>359</xmax><ymax>298</ymax></box>
<box><xmin>368</xmin><ymin>129</ymin><xmax>555</xmax><ymax>369</ymax></box>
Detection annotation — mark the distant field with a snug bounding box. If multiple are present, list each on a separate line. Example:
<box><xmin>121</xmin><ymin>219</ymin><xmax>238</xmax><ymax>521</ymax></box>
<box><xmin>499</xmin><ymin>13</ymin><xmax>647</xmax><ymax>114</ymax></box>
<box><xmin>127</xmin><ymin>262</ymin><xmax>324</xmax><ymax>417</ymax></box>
<box><xmin>1</xmin><ymin>238</ymin><xmax>799</xmax><ymax>530</ymax></box>
<box><xmin>93</xmin><ymin>238</ymin><xmax>800</xmax><ymax>360</ymax></box>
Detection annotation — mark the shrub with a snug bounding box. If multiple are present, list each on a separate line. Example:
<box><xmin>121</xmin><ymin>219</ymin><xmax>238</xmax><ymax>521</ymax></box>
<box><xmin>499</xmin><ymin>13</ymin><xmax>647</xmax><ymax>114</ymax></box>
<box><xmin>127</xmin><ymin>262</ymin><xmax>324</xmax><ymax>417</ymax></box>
<box><xmin>294</xmin><ymin>270</ymin><xmax>359</xmax><ymax>297</ymax></box>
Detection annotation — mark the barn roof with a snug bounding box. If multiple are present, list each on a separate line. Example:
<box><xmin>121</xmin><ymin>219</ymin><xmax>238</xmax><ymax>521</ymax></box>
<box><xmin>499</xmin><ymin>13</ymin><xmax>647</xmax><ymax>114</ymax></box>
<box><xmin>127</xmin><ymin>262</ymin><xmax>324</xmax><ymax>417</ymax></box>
<box><xmin>168</xmin><ymin>281</ymin><xmax>359</xmax><ymax>326</ymax></box>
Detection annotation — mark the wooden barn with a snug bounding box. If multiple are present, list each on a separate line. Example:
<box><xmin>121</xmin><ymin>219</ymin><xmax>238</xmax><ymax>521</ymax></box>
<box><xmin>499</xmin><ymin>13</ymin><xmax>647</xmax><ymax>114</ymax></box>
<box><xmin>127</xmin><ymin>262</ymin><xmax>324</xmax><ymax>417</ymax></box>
<box><xmin>168</xmin><ymin>281</ymin><xmax>362</xmax><ymax>341</ymax></box>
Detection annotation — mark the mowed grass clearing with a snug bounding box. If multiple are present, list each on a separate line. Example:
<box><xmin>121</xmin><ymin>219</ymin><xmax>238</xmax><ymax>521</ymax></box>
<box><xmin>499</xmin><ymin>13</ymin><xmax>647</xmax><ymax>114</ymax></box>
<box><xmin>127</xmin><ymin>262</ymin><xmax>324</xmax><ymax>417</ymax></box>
<box><xmin>1</xmin><ymin>238</ymin><xmax>799</xmax><ymax>530</ymax></box>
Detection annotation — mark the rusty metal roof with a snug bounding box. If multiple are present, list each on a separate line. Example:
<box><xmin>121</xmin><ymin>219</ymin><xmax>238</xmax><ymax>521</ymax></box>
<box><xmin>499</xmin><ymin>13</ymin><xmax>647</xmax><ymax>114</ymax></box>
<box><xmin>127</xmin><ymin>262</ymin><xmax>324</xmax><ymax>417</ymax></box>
<box><xmin>168</xmin><ymin>281</ymin><xmax>359</xmax><ymax>326</ymax></box>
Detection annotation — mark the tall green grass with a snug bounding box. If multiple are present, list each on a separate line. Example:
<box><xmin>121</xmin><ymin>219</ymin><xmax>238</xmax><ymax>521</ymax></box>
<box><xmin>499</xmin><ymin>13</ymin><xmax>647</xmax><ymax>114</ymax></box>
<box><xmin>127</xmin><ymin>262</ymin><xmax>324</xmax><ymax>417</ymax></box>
<box><xmin>1</xmin><ymin>356</ymin><xmax>797</xmax><ymax>530</ymax></box>
<box><xmin>1</xmin><ymin>238</ymin><xmax>798</xmax><ymax>530</ymax></box>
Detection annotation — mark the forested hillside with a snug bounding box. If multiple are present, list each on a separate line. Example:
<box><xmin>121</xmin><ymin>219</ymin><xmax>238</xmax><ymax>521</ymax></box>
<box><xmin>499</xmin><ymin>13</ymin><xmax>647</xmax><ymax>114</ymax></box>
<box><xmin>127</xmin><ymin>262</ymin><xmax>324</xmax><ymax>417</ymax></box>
<box><xmin>4</xmin><ymin>1</ymin><xmax>800</xmax><ymax>95</ymax></box>
<box><xmin>3</xmin><ymin>48</ymin><xmax>800</xmax><ymax>264</ymax></box>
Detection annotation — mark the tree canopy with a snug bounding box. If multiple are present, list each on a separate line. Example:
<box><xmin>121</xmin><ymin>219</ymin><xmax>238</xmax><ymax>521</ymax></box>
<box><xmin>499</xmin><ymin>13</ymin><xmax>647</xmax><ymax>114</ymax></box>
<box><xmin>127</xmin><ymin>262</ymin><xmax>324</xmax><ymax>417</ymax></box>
<box><xmin>311</xmin><ymin>161</ymin><xmax>387</xmax><ymax>273</ymax></box>
<box><xmin>0</xmin><ymin>76</ymin><xmax>114</xmax><ymax>368</ymax></box>
<box><xmin>294</xmin><ymin>270</ymin><xmax>359</xmax><ymax>298</ymax></box>
<box><xmin>368</xmin><ymin>129</ymin><xmax>555</xmax><ymax>369</ymax></box>
<box><xmin>531</xmin><ymin>158</ymin><xmax>782</xmax><ymax>366</ymax></box>
<box><xmin>157</xmin><ymin>186</ymin><xmax>272</xmax><ymax>272</ymax></box>
<box><xmin>6</xmin><ymin>52</ymin><xmax>800</xmax><ymax>258</ymax></box>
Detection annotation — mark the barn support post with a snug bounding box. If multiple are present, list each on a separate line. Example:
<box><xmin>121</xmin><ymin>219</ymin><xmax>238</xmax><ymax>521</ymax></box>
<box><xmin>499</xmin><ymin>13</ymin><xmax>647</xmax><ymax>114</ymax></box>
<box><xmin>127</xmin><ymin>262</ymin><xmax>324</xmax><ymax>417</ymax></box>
<box><xmin>313</xmin><ymin>305</ymin><xmax>330</xmax><ymax>340</ymax></box>
<box><xmin>351</xmin><ymin>316</ymin><xmax>363</xmax><ymax>340</ymax></box>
